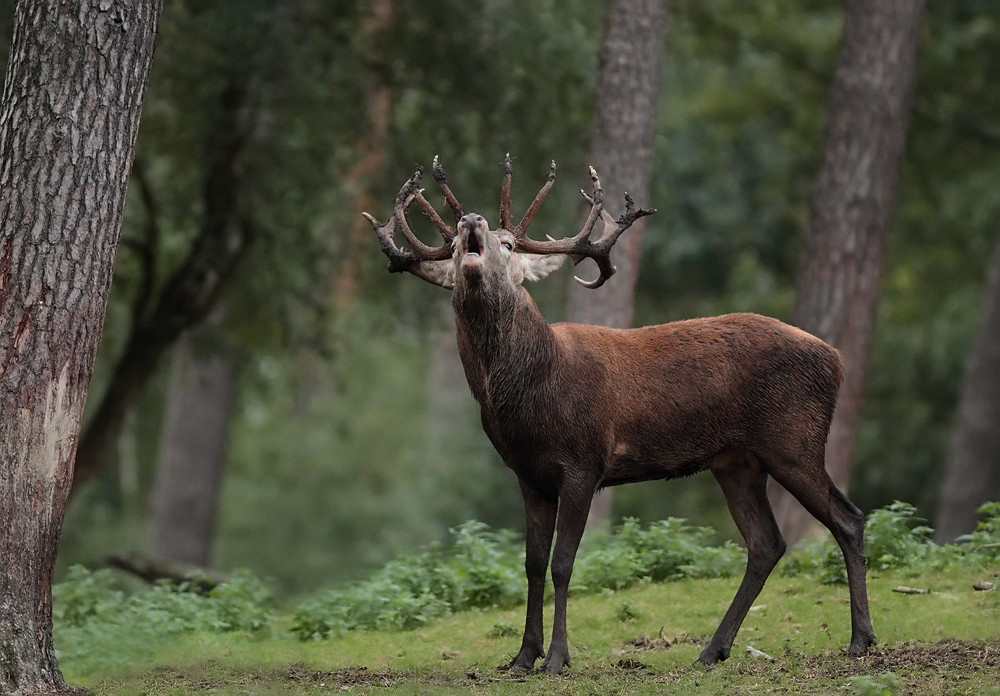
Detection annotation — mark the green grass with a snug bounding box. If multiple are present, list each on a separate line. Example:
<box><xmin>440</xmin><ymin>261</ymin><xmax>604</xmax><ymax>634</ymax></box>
<box><xmin>64</xmin><ymin>567</ymin><xmax>1000</xmax><ymax>695</ymax></box>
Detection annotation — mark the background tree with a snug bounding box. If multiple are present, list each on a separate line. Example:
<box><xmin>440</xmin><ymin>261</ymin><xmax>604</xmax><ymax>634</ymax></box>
<box><xmin>934</xmin><ymin>237</ymin><xmax>1000</xmax><ymax>541</ymax></box>
<box><xmin>0</xmin><ymin>1</ymin><xmax>162</xmax><ymax>692</ymax></box>
<box><xmin>72</xmin><ymin>72</ymin><xmax>253</xmax><ymax>491</ymax></box>
<box><xmin>564</xmin><ymin>0</ymin><xmax>669</xmax><ymax>526</ymax></box>
<box><xmin>767</xmin><ymin>0</ymin><xmax>926</xmax><ymax>543</ymax></box>
<box><xmin>0</xmin><ymin>0</ymin><xmax>989</xmax><ymax>601</ymax></box>
<box><xmin>147</xmin><ymin>322</ymin><xmax>236</xmax><ymax>566</ymax></box>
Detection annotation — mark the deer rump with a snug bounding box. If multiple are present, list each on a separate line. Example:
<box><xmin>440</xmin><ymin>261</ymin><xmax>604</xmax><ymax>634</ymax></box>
<box><xmin>366</xmin><ymin>157</ymin><xmax>875</xmax><ymax>676</ymax></box>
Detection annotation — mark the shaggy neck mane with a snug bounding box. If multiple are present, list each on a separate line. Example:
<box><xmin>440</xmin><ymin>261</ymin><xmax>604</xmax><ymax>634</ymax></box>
<box><xmin>452</xmin><ymin>282</ymin><xmax>558</xmax><ymax>414</ymax></box>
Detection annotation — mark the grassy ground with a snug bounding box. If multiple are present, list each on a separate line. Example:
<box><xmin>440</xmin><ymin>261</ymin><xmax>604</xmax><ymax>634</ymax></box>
<box><xmin>64</xmin><ymin>567</ymin><xmax>999</xmax><ymax>695</ymax></box>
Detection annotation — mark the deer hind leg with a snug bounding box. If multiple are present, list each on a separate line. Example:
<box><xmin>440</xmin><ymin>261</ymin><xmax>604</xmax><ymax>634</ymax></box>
<box><xmin>766</xmin><ymin>458</ymin><xmax>877</xmax><ymax>657</ymax></box>
<box><xmin>698</xmin><ymin>453</ymin><xmax>786</xmax><ymax>666</ymax></box>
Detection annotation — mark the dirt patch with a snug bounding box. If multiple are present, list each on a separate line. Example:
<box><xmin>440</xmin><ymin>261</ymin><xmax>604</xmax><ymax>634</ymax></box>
<box><xmin>799</xmin><ymin>639</ymin><xmax>1000</xmax><ymax>679</ymax></box>
<box><xmin>97</xmin><ymin>640</ymin><xmax>999</xmax><ymax>693</ymax></box>
<box><xmin>284</xmin><ymin>664</ymin><xmax>407</xmax><ymax>688</ymax></box>
<box><xmin>619</xmin><ymin>629</ymin><xmax>706</xmax><ymax>653</ymax></box>
<box><xmin>615</xmin><ymin>657</ymin><xmax>651</xmax><ymax>670</ymax></box>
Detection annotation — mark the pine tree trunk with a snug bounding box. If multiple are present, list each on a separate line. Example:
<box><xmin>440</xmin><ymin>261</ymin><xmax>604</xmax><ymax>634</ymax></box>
<box><xmin>565</xmin><ymin>0</ymin><xmax>668</xmax><ymax>526</ymax></box>
<box><xmin>768</xmin><ymin>0</ymin><xmax>925</xmax><ymax>544</ymax></box>
<box><xmin>147</xmin><ymin>333</ymin><xmax>236</xmax><ymax>566</ymax></box>
<box><xmin>934</xmin><ymin>238</ymin><xmax>1000</xmax><ymax>541</ymax></box>
<box><xmin>0</xmin><ymin>1</ymin><xmax>161</xmax><ymax>693</ymax></box>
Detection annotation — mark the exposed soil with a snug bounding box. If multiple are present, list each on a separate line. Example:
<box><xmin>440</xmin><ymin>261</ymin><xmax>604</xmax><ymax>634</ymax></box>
<box><xmin>76</xmin><ymin>639</ymin><xmax>1000</xmax><ymax>694</ymax></box>
<box><xmin>798</xmin><ymin>639</ymin><xmax>1000</xmax><ymax>678</ymax></box>
<box><xmin>277</xmin><ymin>639</ymin><xmax>999</xmax><ymax>690</ymax></box>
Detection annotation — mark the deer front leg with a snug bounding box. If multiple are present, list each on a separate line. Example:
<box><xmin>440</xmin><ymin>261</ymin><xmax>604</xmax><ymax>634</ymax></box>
<box><xmin>508</xmin><ymin>479</ymin><xmax>557</xmax><ymax>671</ymax></box>
<box><xmin>540</xmin><ymin>484</ymin><xmax>594</xmax><ymax>675</ymax></box>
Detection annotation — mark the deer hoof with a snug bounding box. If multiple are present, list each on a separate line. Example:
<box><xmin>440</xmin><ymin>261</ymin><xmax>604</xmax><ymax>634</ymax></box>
<box><xmin>504</xmin><ymin>648</ymin><xmax>540</xmax><ymax>672</ymax></box>
<box><xmin>695</xmin><ymin>643</ymin><xmax>730</xmax><ymax>667</ymax></box>
<box><xmin>540</xmin><ymin>650</ymin><xmax>570</xmax><ymax>675</ymax></box>
<box><xmin>847</xmin><ymin>631</ymin><xmax>877</xmax><ymax>657</ymax></box>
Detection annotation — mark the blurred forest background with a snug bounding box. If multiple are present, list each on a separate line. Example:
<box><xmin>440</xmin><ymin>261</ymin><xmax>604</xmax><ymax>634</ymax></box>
<box><xmin>2</xmin><ymin>0</ymin><xmax>998</xmax><ymax>598</ymax></box>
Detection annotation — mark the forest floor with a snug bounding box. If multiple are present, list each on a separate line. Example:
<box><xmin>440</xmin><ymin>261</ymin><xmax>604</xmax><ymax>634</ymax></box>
<box><xmin>64</xmin><ymin>569</ymin><xmax>999</xmax><ymax>695</ymax></box>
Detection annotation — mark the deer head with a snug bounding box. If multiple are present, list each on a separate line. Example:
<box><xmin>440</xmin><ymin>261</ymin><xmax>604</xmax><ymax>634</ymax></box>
<box><xmin>363</xmin><ymin>155</ymin><xmax>656</xmax><ymax>296</ymax></box>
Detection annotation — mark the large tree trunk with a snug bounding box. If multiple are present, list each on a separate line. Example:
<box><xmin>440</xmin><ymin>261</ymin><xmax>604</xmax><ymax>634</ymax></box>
<box><xmin>565</xmin><ymin>0</ymin><xmax>668</xmax><ymax>526</ymax></box>
<box><xmin>147</xmin><ymin>332</ymin><xmax>236</xmax><ymax>566</ymax></box>
<box><xmin>768</xmin><ymin>0</ymin><xmax>925</xmax><ymax>544</ymax></box>
<box><xmin>934</xmin><ymin>237</ymin><xmax>1000</xmax><ymax>542</ymax></box>
<box><xmin>0</xmin><ymin>2</ymin><xmax>161</xmax><ymax>693</ymax></box>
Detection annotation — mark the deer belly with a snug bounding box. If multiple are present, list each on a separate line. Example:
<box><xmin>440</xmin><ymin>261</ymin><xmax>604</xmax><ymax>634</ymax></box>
<box><xmin>600</xmin><ymin>442</ymin><xmax>710</xmax><ymax>487</ymax></box>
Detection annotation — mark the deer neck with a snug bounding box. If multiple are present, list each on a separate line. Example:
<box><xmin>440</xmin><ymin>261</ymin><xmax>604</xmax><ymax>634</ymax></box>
<box><xmin>452</xmin><ymin>284</ymin><xmax>557</xmax><ymax>413</ymax></box>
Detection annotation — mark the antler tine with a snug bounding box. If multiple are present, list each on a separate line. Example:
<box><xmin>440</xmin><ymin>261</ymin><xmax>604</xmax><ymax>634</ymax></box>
<box><xmin>432</xmin><ymin>155</ymin><xmax>464</xmax><ymax>224</ymax></box>
<box><xmin>515</xmin><ymin>166</ymin><xmax>656</xmax><ymax>290</ymax></box>
<box><xmin>363</xmin><ymin>208</ymin><xmax>453</xmax><ymax>288</ymax></box>
<box><xmin>514</xmin><ymin>160</ymin><xmax>557</xmax><ymax>239</ymax></box>
<box><xmin>411</xmin><ymin>189</ymin><xmax>455</xmax><ymax>242</ymax></box>
<box><xmin>500</xmin><ymin>153</ymin><xmax>512</xmax><ymax>231</ymax></box>
<box><xmin>392</xmin><ymin>167</ymin><xmax>454</xmax><ymax>260</ymax></box>
<box><xmin>363</xmin><ymin>209</ymin><xmax>408</xmax><ymax>274</ymax></box>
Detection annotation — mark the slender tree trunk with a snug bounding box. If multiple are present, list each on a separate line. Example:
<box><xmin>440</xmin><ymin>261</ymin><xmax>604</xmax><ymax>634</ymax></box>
<box><xmin>934</xmin><ymin>237</ymin><xmax>1000</xmax><ymax>542</ymax></box>
<box><xmin>147</xmin><ymin>332</ymin><xmax>236</xmax><ymax>566</ymax></box>
<box><xmin>0</xmin><ymin>2</ymin><xmax>161</xmax><ymax>693</ymax></box>
<box><xmin>565</xmin><ymin>0</ymin><xmax>668</xmax><ymax>526</ymax></box>
<box><xmin>768</xmin><ymin>0</ymin><xmax>925</xmax><ymax>544</ymax></box>
<box><xmin>332</xmin><ymin>0</ymin><xmax>394</xmax><ymax>311</ymax></box>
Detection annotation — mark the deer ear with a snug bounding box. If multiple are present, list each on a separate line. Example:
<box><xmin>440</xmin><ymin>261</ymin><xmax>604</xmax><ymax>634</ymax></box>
<box><xmin>518</xmin><ymin>253</ymin><xmax>565</xmax><ymax>283</ymax></box>
<box><xmin>417</xmin><ymin>260</ymin><xmax>455</xmax><ymax>289</ymax></box>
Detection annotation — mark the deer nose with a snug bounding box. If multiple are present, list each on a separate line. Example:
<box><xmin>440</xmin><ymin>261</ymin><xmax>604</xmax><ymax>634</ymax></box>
<box><xmin>460</xmin><ymin>214</ymin><xmax>485</xmax><ymax>230</ymax></box>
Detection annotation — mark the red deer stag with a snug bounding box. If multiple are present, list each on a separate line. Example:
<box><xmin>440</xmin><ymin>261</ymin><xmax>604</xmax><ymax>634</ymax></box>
<box><xmin>364</xmin><ymin>156</ymin><xmax>876</xmax><ymax>675</ymax></box>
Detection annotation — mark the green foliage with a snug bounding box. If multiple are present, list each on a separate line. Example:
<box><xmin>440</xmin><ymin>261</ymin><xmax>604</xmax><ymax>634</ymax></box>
<box><xmin>56</xmin><ymin>567</ymin><xmax>273</xmax><ymax>637</ymax></box>
<box><xmin>573</xmin><ymin>517</ymin><xmax>746</xmax><ymax>593</ymax></box>
<box><xmin>614</xmin><ymin>600</ymin><xmax>641</xmax><ymax>623</ymax></box>
<box><xmin>864</xmin><ymin>501</ymin><xmax>935</xmax><ymax>572</ymax></box>
<box><xmin>53</xmin><ymin>500</ymin><xmax>998</xmax><ymax>681</ymax></box>
<box><xmin>58</xmin><ymin>559</ymin><xmax>999</xmax><ymax>694</ymax></box>
<box><xmin>486</xmin><ymin>621</ymin><xmax>520</xmax><ymax>639</ymax></box>
<box><xmin>956</xmin><ymin>501</ymin><xmax>1000</xmax><ymax>558</ymax></box>
<box><xmin>53</xmin><ymin>567</ymin><xmax>274</xmax><ymax>673</ymax></box>
<box><xmin>845</xmin><ymin>672</ymin><xmax>902</xmax><ymax>696</ymax></box>
<box><xmin>290</xmin><ymin>516</ymin><xmax>746</xmax><ymax>640</ymax></box>
<box><xmin>286</xmin><ymin>501</ymin><xmax>999</xmax><ymax>641</ymax></box>
<box><xmin>289</xmin><ymin>521</ymin><xmax>523</xmax><ymax>640</ymax></box>
<box><xmin>781</xmin><ymin>500</ymin><xmax>1000</xmax><ymax>585</ymax></box>
<box><xmin>52</xmin><ymin>565</ymin><xmax>125</xmax><ymax>628</ymax></box>
<box><xmin>205</xmin><ymin>570</ymin><xmax>275</xmax><ymax>634</ymax></box>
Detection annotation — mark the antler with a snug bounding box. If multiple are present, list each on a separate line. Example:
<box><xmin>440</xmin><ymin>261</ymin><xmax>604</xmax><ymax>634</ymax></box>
<box><xmin>363</xmin><ymin>164</ymin><xmax>458</xmax><ymax>288</ymax></box>
<box><xmin>513</xmin><ymin>166</ymin><xmax>656</xmax><ymax>289</ymax></box>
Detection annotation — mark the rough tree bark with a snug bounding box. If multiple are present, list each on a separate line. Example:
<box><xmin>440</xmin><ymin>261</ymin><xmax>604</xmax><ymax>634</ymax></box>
<box><xmin>0</xmin><ymin>1</ymin><xmax>162</xmax><ymax>693</ymax></box>
<box><xmin>565</xmin><ymin>0</ymin><xmax>668</xmax><ymax>526</ymax></box>
<box><xmin>768</xmin><ymin>0</ymin><xmax>926</xmax><ymax>544</ymax></box>
<box><xmin>147</xmin><ymin>330</ymin><xmax>236</xmax><ymax>566</ymax></box>
<box><xmin>934</xmin><ymin>237</ymin><xmax>1000</xmax><ymax>541</ymax></box>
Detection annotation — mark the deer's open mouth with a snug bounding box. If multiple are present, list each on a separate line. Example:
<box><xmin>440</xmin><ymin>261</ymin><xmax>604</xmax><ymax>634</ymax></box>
<box><xmin>460</xmin><ymin>231</ymin><xmax>485</xmax><ymax>276</ymax></box>
<box><xmin>465</xmin><ymin>229</ymin><xmax>482</xmax><ymax>257</ymax></box>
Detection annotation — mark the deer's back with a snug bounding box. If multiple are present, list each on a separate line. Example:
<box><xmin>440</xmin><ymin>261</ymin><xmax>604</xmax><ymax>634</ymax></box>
<box><xmin>543</xmin><ymin>312</ymin><xmax>843</xmax><ymax>486</ymax></box>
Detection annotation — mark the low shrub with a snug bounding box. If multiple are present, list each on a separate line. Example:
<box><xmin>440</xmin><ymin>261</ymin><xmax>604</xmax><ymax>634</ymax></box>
<box><xmin>780</xmin><ymin>500</ymin><xmax>1000</xmax><ymax>584</ymax></box>
<box><xmin>53</xmin><ymin>568</ymin><xmax>273</xmax><ymax>670</ymax></box>
<box><xmin>53</xmin><ymin>501</ymin><xmax>1000</xmax><ymax>647</ymax></box>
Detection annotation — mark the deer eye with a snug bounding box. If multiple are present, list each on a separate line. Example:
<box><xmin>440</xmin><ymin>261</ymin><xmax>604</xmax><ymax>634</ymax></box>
<box><xmin>501</xmin><ymin>241</ymin><xmax>513</xmax><ymax>251</ymax></box>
